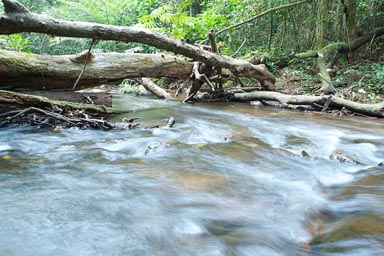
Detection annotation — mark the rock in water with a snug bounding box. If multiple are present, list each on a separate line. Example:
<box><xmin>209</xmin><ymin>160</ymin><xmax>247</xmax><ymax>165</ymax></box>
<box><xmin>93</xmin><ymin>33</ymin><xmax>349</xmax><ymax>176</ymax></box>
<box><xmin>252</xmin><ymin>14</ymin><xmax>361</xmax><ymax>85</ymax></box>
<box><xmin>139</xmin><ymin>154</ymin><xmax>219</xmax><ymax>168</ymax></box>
<box><xmin>329</xmin><ymin>150</ymin><xmax>363</xmax><ymax>165</ymax></box>
<box><xmin>167</xmin><ymin>116</ymin><xmax>175</xmax><ymax>128</ymax></box>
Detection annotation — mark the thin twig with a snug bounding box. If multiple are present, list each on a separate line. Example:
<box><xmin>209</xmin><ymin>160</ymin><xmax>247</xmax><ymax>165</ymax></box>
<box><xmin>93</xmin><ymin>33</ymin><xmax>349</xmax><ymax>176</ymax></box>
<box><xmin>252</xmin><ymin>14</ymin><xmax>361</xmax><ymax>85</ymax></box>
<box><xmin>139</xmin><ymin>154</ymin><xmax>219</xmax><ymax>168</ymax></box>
<box><xmin>231</xmin><ymin>38</ymin><xmax>247</xmax><ymax>57</ymax></box>
<box><xmin>0</xmin><ymin>109</ymin><xmax>23</xmax><ymax>118</ymax></box>
<box><xmin>72</xmin><ymin>38</ymin><xmax>98</xmax><ymax>91</ymax></box>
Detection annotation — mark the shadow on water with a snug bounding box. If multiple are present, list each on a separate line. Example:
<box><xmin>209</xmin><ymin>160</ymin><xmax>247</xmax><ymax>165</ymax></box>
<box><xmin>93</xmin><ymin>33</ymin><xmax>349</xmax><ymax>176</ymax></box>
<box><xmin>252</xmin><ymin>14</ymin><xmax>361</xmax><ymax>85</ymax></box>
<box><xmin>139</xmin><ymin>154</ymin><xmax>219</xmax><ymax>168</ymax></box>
<box><xmin>0</xmin><ymin>94</ymin><xmax>383</xmax><ymax>255</ymax></box>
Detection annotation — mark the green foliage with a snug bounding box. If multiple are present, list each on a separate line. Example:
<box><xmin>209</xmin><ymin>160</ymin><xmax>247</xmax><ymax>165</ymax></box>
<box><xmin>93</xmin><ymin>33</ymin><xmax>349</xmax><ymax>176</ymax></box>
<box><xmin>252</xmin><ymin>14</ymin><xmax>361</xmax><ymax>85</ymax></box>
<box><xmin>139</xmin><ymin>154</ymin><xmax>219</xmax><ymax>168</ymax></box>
<box><xmin>365</xmin><ymin>63</ymin><xmax>384</xmax><ymax>94</ymax></box>
<box><xmin>332</xmin><ymin>61</ymin><xmax>383</xmax><ymax>102</ymax></box>
<box><xmin>42</xmin><ymin>0</ymin><xmax>159</xmax><ymax>53</ymax></box>
<box><xmin>119</xmin><ymin>80</ymin><xmax>148</xmax><ymax>95</ymax></box>
<box><xmin>139</xmin><ymin>1</ymin><xmax>229</xmax><ymax>42</ymax></box>
<box><xmin>368</xmin><ymin>92</ymin><xmax>378</xmax><ymax>103</ymax></box>
<box><xmin>3</xmin><ymin>0</ymin><xmax>381</xmax><ymax>59</ymax></box>
<box><xmin>140</xmin><ymin>5</ymin><xmax>189</xmax><ymax>36</ymax></box>
<box><xmin>18</xmin><ymin>0</ymin><xmax>63</xmax><ymax>12</ymax></box>
<box><xmin>66</xmin><ymin>0</ymin><xmax>155</xmax><ymax>26</ymax></box>
<box><xmin>344</xmin><ymin>63</ymin><xmax>384</xmax><ymax>94</ymax></box>
<box><xmin>1</xmin><ymin>0</ymin><xmax>381</xmax><ymax>55</ymax></box>
<box><xmin>0</xmin><ymin>34</ymin><xmax>32</xmax><ymax>52</ymax></box>
<box><xmin>371</xmin><ymin>63</ymin><xmax>384</xmax><ymax>83</ymax></box>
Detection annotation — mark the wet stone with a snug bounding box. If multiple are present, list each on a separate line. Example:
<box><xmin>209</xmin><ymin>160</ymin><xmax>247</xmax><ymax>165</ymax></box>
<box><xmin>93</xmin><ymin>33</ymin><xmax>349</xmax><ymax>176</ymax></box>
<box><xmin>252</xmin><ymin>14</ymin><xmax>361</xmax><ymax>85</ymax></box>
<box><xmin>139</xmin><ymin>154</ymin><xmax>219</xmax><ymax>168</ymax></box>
<box><xmin>204</xmin><ymin>220</ymin><xmax>248</xmax><ymax>237</ymax></box>
<box><xmin>329</xmin><ymin>150</ymin><xmax>364</xmax><ymax>165</ymax></box>
<box><xmin>311</xmin><ymin>214</ymin><xmax>384</xmax><ymax>245</ymax></box>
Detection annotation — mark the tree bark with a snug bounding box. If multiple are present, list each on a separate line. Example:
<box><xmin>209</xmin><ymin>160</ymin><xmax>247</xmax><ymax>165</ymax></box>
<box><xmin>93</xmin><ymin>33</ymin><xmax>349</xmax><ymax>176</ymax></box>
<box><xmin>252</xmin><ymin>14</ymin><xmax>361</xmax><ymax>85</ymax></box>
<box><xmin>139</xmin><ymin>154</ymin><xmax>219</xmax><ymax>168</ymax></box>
<box><xmin>0</xmin><ymin>49</ymin><xmax>193</xmax><ymax>90</ymax></box>
<box><xmin>0</xmin><ymin>89</ymin><xmax>116</xmax><ymax>113</ymax></box>
<box><xmin>20</xmin><ymin>90</ymin><xmax>112</xmax><ymax>107</ymax></box>
<box><xmin>232</xmin><ymin>91</ymin><xmax>384</xmax><ymax>117</ymax></box>
<box><xmin>134</xmin><ymin>78</ymin><xmax>173</xmax><ymax>99</ymax></box>
<box><xmin>0</xmin><ymin>0</ymin><xmax>276</xmax><ymax>90</ymax></box>
<box><xmin>346</xmin><ymin>0</ymin><xmax>358</xmax><ymax>40</ymax></box>
<box><xmin>317</xmin><ymin>54</ymin><xmax>336</xmax><ymax>94</ymax></box>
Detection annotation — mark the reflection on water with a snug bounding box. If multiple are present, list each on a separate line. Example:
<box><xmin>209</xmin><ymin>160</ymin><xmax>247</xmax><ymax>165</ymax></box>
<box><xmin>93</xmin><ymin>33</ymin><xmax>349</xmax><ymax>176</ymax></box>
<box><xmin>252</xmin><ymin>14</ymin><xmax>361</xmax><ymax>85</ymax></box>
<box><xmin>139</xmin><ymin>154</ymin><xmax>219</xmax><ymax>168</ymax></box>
<box><xmin>0</xmin><ymin>95</ymin><xmax>383</xmax><ymax>255</ymax></box>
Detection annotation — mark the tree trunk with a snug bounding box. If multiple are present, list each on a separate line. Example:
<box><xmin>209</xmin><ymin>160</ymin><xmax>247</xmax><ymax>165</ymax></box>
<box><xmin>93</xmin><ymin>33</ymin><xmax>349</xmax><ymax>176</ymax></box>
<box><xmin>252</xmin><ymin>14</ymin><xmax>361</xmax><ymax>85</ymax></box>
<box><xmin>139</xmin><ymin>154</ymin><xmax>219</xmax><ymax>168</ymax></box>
<box><xmin>0</xmin><ymin>0</ymin><xmax>276</xmax><ymax>90</ymax></box>
<box><xmin>0</xmin><ymin>89</ymin><xmax>116</xmax><ymax>113</ymax></box>
<box><xmin>314</xmin><ymin>0</ymin><xmax>336</xmax><ymax>94</ymax></box>
<box><xmin>344</xmin><ymin>0</ymin><xmax>357</xmax><ymax>39</ymax></box>
<box><xmin>232</xmin><ymin>91</ymin><xmax>384</xmax><ymax>117</ymax></box>
<box><xmin>0</xmin><ymin>49</ymin><xmax>193</xmax><ymax>90</ymax></box>
<box><xmin>345</xmin><ymin>0</ymin><xmax>358</xmax><ymax>60</ymax></box>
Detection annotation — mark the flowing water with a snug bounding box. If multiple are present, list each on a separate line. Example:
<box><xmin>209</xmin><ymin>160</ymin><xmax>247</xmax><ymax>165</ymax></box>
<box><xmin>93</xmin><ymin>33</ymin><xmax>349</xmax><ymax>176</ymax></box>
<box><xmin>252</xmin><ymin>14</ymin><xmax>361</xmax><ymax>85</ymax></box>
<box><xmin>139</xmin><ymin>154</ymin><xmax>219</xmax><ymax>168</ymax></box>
<box><xmin>0</xmin><ymin>95</ymin><xmax>383</xmax><ymax>256</ymax></box>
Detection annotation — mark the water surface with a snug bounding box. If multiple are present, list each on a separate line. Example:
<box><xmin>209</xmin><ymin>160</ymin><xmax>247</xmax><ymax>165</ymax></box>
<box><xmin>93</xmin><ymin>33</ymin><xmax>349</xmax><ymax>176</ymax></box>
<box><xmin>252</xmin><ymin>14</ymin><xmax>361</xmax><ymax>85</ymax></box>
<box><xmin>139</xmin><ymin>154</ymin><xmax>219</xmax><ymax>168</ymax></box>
<box><xmin>1</xmin><ymin>95</ymin><xmax>383</xmax><ymax>255</ymax></box>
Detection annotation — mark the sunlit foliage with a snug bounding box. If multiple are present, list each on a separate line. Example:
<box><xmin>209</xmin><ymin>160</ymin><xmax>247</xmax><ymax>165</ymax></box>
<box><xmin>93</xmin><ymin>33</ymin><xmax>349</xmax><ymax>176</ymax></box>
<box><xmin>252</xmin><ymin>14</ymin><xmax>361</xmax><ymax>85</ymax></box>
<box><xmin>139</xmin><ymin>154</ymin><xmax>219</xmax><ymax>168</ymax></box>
<box><xmin>1</xmin><ymin>0</ymin><xmax>382</xmax><ymax>58</ymax></box>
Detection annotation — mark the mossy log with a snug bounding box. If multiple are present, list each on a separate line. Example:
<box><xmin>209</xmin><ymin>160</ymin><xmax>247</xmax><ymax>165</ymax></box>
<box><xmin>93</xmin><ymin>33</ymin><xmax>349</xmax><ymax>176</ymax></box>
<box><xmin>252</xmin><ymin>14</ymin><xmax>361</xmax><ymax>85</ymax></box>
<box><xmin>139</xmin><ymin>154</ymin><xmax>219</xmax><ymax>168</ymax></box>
<box><xmin>232</xmin><ymin>91</ymin><xmax>384</xmax><ymax>117</ymax></box>
<box><xmin>0</xmin><ymin>49</ymin><xmax>193</xmax><ymax>90</ymax></box>
<box><xmin>317</xmin><ymin>55</ymin><xmax>336</xmax><ymax>94</ymax></box>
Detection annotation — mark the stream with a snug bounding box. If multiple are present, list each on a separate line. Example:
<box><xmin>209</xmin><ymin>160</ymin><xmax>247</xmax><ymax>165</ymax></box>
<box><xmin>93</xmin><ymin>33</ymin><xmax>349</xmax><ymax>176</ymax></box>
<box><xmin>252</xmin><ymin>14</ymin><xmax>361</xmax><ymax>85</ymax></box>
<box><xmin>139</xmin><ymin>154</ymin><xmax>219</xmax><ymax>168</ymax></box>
<box><xmin>0</xmin><ymin>94</ymin><xmax>383</xmax><ymax>255</ymax></box>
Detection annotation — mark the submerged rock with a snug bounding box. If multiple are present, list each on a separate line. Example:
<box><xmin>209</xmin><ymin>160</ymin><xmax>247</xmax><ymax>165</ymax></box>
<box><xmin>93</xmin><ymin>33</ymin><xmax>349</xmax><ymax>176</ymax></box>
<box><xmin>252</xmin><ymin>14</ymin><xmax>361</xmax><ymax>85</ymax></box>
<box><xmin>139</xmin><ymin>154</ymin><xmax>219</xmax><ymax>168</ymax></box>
<box><xmin>172</xmin><ymin>170</ymin><xmax>229</xmax><ymax>192</ymax></box>
<box><xmin>311</xmin><ymin>214</ymin><xmax>384</xmax><ymax>245</ymax></box>
<box><xmin>354</xmin><ymin>173</ymin><xmax>384</xmax><ymax>186</ymax></box>
<box><xmin>204</xmin><ymin>220</ymin><xmax>247</xmax><ymax>237</ymax></box>
<box><xmin>331</xmin><ymin>172</ymin><xmax>384</xmax><ymax>200</ymax></box>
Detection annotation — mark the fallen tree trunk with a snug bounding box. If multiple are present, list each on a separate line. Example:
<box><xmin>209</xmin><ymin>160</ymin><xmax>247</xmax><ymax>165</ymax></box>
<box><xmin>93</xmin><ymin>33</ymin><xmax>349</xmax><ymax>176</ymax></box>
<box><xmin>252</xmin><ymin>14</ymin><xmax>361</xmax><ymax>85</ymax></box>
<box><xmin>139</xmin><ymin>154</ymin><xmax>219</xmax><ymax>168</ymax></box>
<box><xmin>0</xmin><ymin>0</ymin><xmax>276</xmax><ymax>90</ymax></box>
<box><xmin>19</xmin><ymin>90</ymin><xmax>112</xmax><ymax>106</ymax></box>
<box><xmin>0</xmin><ymin>49</ymin><xmax>193</xmax><ymax>90</ymax></box>
<box><xmin>232</xmin><ymin>91</ymin><xmax>384</xmax><ymax>117</ymax></box>
<box><xmin>0</xmin><ymin>89</ymin><xmax>118</xmax><ymax>113</ymax></box>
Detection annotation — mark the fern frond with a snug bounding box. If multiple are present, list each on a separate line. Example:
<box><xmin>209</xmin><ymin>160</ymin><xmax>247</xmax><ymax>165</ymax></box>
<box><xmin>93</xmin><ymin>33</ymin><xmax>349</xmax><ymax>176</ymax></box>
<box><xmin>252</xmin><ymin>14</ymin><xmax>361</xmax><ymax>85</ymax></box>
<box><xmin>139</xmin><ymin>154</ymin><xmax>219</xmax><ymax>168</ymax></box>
<box><xmin>150</xmin><ymin>5</ymin><xmax>173</xmax><ymax>18</ymax></box>
<box><xmin>159</xmin><ymin>13</ymin><xmax>173</xmax><ymax>24</ymax></box>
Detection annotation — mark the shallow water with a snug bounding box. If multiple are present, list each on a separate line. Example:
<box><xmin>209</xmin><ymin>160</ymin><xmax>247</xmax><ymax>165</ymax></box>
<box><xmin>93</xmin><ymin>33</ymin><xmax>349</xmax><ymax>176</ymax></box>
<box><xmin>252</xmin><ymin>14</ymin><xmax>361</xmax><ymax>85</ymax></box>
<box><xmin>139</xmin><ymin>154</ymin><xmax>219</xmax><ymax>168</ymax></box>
<box><xmin>0</xmin><ymin>95</ymin><xmax>383</xmax><ymax>255</ymax></box>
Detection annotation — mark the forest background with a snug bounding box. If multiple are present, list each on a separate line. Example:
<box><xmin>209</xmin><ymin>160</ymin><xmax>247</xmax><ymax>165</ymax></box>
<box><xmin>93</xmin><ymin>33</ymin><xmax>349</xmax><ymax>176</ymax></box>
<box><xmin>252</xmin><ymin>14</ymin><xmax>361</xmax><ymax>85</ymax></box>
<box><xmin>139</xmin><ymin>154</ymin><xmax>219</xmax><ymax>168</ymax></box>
<box><xmin>0</xmin><ymin>0</ymin><xmax>383</xmax><ymax>103</ymax></box>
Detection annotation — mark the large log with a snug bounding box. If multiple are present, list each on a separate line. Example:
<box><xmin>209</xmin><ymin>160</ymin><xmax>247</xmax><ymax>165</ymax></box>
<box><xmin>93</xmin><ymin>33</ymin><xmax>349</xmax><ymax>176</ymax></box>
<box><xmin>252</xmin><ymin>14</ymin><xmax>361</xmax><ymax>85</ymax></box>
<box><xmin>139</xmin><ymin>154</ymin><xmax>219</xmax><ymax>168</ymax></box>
<box><xmin>232</xmin><ymin>91</ymin><xmax>384</xmax><ymax>117</ymax></box>
<box><xmin>0</xmin><ymin>89</ymin><xmax>114</xmax><ymax>113</ymax></box>
<box><xmin>0</xmin><ymin>0</ymin><xmax>276</xmax><ymax>90</ymax></box>
<box><xmin>0</xmin><ymin>49</ymin><xmax>193</xmax><ymax>90</ymax></box>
